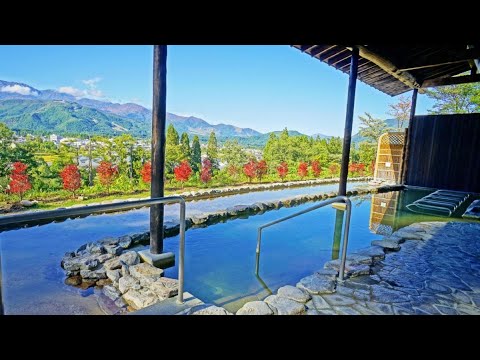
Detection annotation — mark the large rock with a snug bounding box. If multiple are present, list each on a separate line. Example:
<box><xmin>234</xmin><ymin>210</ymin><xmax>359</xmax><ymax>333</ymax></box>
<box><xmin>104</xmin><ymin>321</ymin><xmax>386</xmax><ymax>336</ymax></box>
<box><xmin>62</xmin><ymin>254</ymin><xmax>99</xmax><ymax>272</ymax></box>
<box><xmin>189</xmin><ymin>305</ymin><xmax>232</xmax><ymax>315</ymax></box>
<box><xmin>80</xmin><ymin>265</ymin><xmax>107</xmax><ymax>280</ymax></box>
<box><xmin>104</xmin><ymin>251</ymin><xmax>140</xmax><ymax>270</ymax></box>
<box><xmin>346</xmin><ymin>254</ymin><xmax>373</xmax><ymax>265</ymax></box>
<box><xmin>314</xmin><ymin>269</ymin><xmax>338</xmax><ymax>280</ymax></box>
<box><xmin>277</xmin><ymin>285</ymin><xmax>311</xmax><ymax>303</ymax></box>
<box><xmin>106</xmin><ymin>269</ymin><xmax>121</xmax><ymax>283</ymax></box>
<box><xmin>122</xmin><ymin>289</ymin><xmax>159</xmax><ymax>310</ymax></box>
<box><xmin>371</xmin><ymin>239</ymin><xmax>401</xmax><ymax>251</ymax></box>
<box><xmin>149</xmin><ymin>277</ymin><xmax>179</xmax><ymax>299</ymax></box>
<box><xmin>236</xmin><ymin>301</ymin><xmax>274</xmax><ymax>315</ymax></box>
<box><xmin>296</xmin><ymin>274</ymin><xmax>336</xmax><ymax>294</ymax></box>
<box><xmin>118</xmin><ymin>275</ymin><xmax>141</xmax><ymax>294</ymax></box>
<box><xmin>118</xmin><ymin>235</ymin><xmax>133</xmax><ymax>249</ymax></box>
<box><xmin>354</xmin><ymin>246</ymin><xmax>385</xmax><ymax>261</ymax></box>
<box><xmin>104</xmin><ymin>245</ymin><xmax>123</xmax><ymax>256</ymax></box>
<box><xmin>86</xmin><ymin>242</ymin><xmax>105</xmax><ymax>255</ymax></box>
<box><xmin>324</xmin><ymin>259</ymin><xmax>371</xmax><ymax>277</ymax></box>
<box><xmin>97</xmin><ymin>237</ymin><xmax>119</xmax><ymax>246</ymax></box>
<box><xmin>264</xmin><ymin>295</ymin><xmax>306</xmax><ymax>315</ymax></box>
<box><xmin>129</xmin><ymin>263</ymin><xmax>164</xmax><ymax>286</ymax></box>
<box><xmin>103</xmin><ymin>285</ymin><xmax>122</xmax><ymax>301</ymax></box>
<box><xmin>20</xmin><ymin>200</ymin><xmax>38</xmax><ymax>207</ymax></box>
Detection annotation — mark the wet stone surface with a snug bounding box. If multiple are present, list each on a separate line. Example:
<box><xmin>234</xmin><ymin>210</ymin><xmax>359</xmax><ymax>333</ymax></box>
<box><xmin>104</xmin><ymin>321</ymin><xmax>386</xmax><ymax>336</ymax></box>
<box><xmin>235</xmin><ymin>221</ymin><xmax>480</xmax><ymax>315</ymax></box>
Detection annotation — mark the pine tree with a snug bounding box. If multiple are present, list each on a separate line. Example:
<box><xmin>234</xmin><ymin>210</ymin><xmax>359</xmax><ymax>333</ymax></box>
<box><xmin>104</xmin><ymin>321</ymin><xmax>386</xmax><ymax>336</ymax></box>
<box><xmin>180</xmin><ymin>132</ymin><xmax>191</xmax><ymax>162</ymax></box>
<box><xmin>206</xmin><ymin>131</ymin><xmax>219</xmax><ymax>170</ymax></box>
<box><xmin>165</xmin><ymin>124</ymin><xmax>181</xmax><ymax>173</ymax></box>
<box><xmin>191</xmin><ymin>135</ymin><xmax>202</xmax><ymax>174</ymax></box>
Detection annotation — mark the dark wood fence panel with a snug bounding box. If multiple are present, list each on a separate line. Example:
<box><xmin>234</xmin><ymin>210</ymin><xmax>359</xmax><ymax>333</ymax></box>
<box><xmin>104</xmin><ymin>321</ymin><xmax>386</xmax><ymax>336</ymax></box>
<box><xmin>406</xmin><ymin>113</ymin><xmax>480</xmax><ymax>192</ymax></box>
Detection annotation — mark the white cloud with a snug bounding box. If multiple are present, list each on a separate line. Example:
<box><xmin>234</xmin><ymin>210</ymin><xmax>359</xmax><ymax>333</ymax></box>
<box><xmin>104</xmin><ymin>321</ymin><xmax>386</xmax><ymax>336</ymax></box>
<box><xmin>82</xmin><ymin>77</ymin><xmax>102</xmax><ymax>87</ymax></box>
<box><xmin>1</xmin><ymin>84</ymin><xmax>38</xmax><ymax>96</ymax></box>
<box><xmin>58</xmin><ymin>77</ymin><xmax>104</xmax><ymax>99</ymax></box>
<box><xmin>58</xmin><ymin>86</ymin><xmax>85</xmax><ymax>97</ymax></box>
<box><xmin>87</xmin><ymin>88</ymin><xmax>103</xmax><ymax>98</ymax></box>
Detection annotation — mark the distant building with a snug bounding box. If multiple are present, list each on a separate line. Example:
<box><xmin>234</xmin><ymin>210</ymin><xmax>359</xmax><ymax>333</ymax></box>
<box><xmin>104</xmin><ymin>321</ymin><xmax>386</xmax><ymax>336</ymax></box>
<box><xmin>50</xmin><ymin>134</ymin><xmax>62</xmax><ymax>144</ymax></box>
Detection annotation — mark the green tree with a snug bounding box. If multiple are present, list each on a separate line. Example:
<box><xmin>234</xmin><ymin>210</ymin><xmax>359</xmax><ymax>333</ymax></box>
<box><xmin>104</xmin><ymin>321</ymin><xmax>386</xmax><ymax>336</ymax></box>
<box><xmin>191</xmin><ymin>135</ymin><xmax>202</xmax><ymax>173</ymax></box>
<box><xmin>388</xmin><ymin>95</ymin><xmax>411</xmax><ymax>128</ymax></box>
<box><xmin>180</xmin><ymin>132</ymin><xmax>191</xmax><ymax>162</ymax></box>
<box><xmin>426</xmin><ymin>83</ymin><xmax>480</xmax><ymax>114</ymax></box>
<box><xmin>358</xmin><ymin>113</ymin><xmax>390</xmax><ymax>144</ymax></box>
<box><xmin>206</xmin><ymin>131</ymin><xmax>219</xmax><ymax>170</ymax></box>
<box><xmin>221</xmin><ymin>139</ymin><xmax>248</xmax><ymax>172</ymax></box>
<box><xmin>165</xmin><ymin>124</ymin><xmax>182</xmax><ymax>174</ymax></box>
<box><xmin>113</xmin><ymin>134</ymin><xmax>136</xmax><ymax>179</ymax></box>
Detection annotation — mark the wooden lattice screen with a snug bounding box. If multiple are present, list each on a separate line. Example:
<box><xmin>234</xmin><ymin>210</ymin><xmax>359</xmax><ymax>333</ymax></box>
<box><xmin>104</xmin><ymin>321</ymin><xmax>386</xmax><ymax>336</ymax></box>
<box><xmin>374</xmin><ymin>131</ymin><xmax>405</xmax><ymax>184</ymax></box>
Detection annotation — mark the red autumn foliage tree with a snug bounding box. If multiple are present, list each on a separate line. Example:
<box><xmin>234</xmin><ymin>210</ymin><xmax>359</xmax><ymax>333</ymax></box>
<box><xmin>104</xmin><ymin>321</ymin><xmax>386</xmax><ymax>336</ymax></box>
<box><xmin>255</xmin><ymin>160</ymin><xmax>268</xmax><ymax>182</ymax></box>
<box><xmin>243</xmin><ymin>159</ymin><xmax>257</xmax><ymax>183</ymax></box>
<box><xmin>174</xmin><ymin>160</ymin><xmax>192</xmax><ymax>188</ymax></box>
<box><xmin>277</xmin><ymin>162</ymin><xmax>288</xmax><ymax>182</ymax></box>
<box><xmin>96</xmin><ymin>161</ymin><xmax>118</xmax><ymax>195</ymax></box>
<box><xmin>60</xmin><ymin>164</ymin><xmax>81</xmax><ymax>197</ymax></box>
<box><xmin>297</xmin><ymin>162</ymin><xmax>308</xmax><ymax>180</ymax></box>
<box><xmin>329</xmin><ymin>163</ymin><xmax>339</xmax><ymax>177</ymax></box>
<box><xmin>227</xmin><ymin>164</ymin><xmax>240</xmax><ymax>179</ymax></box>
<box><xmin>140</xmin><ymin>162</ymin><xmax>151</xmax><ymax>183</ymax></box>
<box><xmin>200</xmin><ymin>158</ymin><xmax>212</xmax><ymax>184</ymax></box>
<box><xmin>349</xmin><ymin>162</ymin><xmax>365</xmax><ymax>176</ymax></box>
<box><xmin>311</xmin><ymin>160</ymin><xmax>322</xmax><ymax>177</ymax></box>
<box><xmin>8</xmin><ymin>161</ymin><xmax>31</xmax><ymax>200</ymax></box>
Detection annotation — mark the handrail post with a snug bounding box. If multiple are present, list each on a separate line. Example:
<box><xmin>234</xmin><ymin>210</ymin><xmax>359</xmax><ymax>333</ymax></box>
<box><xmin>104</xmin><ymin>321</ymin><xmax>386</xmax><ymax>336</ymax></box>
<box><xmin>255</xmin><ymin>228</ymin><xmax>262</xmax><ymax>275</ymax></box>
<box><xmin>254</xmin><ymin>196</ymin><xmax>353</xmax><ymax>282</ymax></box>
<box><xmin>177</xmin><ymin>199</ymin><xmax>186</xmax><ymax>304</ymax></box>
<box><xmin>338</xmin><ymin>198</ymin><xmax>352</xmax><ymax>281</ymax></box>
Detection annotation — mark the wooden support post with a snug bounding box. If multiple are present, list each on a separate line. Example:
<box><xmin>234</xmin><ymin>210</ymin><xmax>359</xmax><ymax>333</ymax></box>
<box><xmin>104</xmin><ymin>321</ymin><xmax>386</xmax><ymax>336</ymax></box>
<box><xmin>150</xmin><ymin>45</ymin><xmax>167</xmax><ymax>255</ymax></box>
<box><xmin>400</xmin><ymin>88</ymin><xmax>418</xmax><ymax>185</ymax></box>
<box><xmin>338</xmin><ymin>47</ymin><xmax>359</xmax><ymax>196</ymax></box>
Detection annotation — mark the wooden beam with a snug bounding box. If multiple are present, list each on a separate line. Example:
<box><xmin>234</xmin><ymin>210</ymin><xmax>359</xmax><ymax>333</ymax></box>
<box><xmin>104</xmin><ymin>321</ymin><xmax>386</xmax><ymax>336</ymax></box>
<box><xmin>349</xmin><ymin>45</ymin><xmax>423</xmax><ymax>92</ymax></box>
<box><xmin>421</xmin><ymin>73</ymin><xmax>480</xmax><ymax>88</ymax></box>
<box><xmin>401</xmin><ymin>89</ymin><xmax>418</xmax><ymax>185</ymax></box>
<box><xmin>150</xmin><ymin>45</ymin><xmax>167</xmax><ymax>255</ymax></box>
<box><xmin>339</xmin><ymin>47</ymin><xmax>359</xmax><ymax>196</ymax></box>
<box><xmin>398</xmin><ymin>48</ymin><xmax>480</xmax><ymax>71</ymax></box>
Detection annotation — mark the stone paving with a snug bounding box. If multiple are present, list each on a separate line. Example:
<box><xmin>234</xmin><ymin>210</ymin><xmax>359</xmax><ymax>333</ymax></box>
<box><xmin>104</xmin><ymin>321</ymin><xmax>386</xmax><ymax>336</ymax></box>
<box><xmin>236</xmin><ymin>221</ymin><xmax>480</xmax><ymax>315</ymax></box>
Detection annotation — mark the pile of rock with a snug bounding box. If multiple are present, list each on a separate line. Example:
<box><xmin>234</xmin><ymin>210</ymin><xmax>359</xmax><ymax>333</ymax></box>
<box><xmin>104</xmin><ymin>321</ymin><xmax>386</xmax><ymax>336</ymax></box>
<box><xmin>61</xmin><ymin>233</ymin><xmax>179</xmax><ymax>314</ymax></box>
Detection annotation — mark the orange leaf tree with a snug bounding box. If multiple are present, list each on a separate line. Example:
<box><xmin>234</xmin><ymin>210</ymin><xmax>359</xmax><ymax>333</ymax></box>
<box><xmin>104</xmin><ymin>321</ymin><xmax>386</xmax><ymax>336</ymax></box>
<box><xmin>277</xmin><ymin>162</ymin><xmax>288</xmax><ymax>182</ymax></box>
<box><xmin>329</xmin><ymin>163</ymin><xmax>339</xmax><ymax>177</ymax></box>
<box><xmin>200</xmin><ymin>159</ymin><xmax>212</xmax><ymax>184</ymax></box>
<box><xmin>255</xmin><ymin>160</ymin><xmax>268</xmax><ymax>182</ymax></box>
<box><xmin>297</xmin><ymin>162</ymin><xmax>308</xmax><ymax>180</ymax></box>
<box><xmin>174</xmin><ymin>160</ymin><xmax>192</xmax><ymax>188</ymax></box>
<box><xmin>9</xmin><ymin>161</ymin><xmax>31</xmax><ymax>200</ymax></box>
<box><xmin>140</xmin><ymin>162</ymin><xmax>151</xmax><ymax>183</ymax></box>
<box><xmin>60</xmin><ymin>164</ymin><xmax>81</xmax><ymax>197</ymax></box>
<box><xmin>243</xmin><ymin>159</ymin><xmax>256</xmax><ymax>183</ymax></box>
<box><xmin>96</xmin><ymin>161</ymin><xmax>118</xmax><ymax>195</ymax></box>
<box><xmin>311</xmin><ymin>160</ymin><xmax>322</xmax><ymax>177</ymax></box>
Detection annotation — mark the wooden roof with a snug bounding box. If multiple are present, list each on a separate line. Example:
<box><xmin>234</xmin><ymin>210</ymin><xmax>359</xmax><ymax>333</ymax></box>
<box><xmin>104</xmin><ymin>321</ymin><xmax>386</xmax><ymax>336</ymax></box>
<box><xmin>292</xmin><ymin>45</ymin><xmax>480</xmax><ymax>96</ymax></box>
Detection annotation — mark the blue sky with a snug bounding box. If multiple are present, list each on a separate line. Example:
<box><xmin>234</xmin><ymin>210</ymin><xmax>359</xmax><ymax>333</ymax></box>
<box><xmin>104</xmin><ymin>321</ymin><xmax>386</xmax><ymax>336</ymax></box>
<box><xmin>0</xmin><ymin>45</ymin><xmax>435</xmax><ymax>136</ymax></box>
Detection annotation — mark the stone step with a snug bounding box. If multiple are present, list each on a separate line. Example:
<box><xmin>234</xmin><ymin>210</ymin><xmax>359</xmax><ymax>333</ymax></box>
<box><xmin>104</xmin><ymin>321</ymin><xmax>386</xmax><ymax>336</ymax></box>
<box><xmin>129</xmin><ymin>292</ymin><xmax>204</xmax><ymax>315</ymax></box>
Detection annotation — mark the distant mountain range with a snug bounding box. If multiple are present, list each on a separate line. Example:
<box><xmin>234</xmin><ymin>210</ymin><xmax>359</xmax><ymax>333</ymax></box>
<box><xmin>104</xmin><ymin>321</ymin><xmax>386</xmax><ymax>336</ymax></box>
<box><xmin>0</xmin><ymin>79</ymin><xmax>378</xmax><ymax>148</ymax></box>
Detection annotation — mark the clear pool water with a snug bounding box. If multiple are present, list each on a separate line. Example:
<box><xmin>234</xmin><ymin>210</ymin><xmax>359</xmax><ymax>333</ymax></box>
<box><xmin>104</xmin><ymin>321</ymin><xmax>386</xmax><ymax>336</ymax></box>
<box><xmin>1</xmin><ymin>186</ymin><xmax>477</xmax><ymax>314</ymax></box>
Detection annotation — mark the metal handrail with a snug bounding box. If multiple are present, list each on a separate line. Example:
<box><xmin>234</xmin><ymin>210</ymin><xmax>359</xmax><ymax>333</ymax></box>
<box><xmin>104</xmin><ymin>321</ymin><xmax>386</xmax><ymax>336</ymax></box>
<box><xmin>0</xmin><ymin>196</ymin><xmax>187</xmax><ymax>304</ymax></box>
<box><xmin>255</xmin><ymin>196</ymin><xmax>352</xmax><ymax>281</ymax></box>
